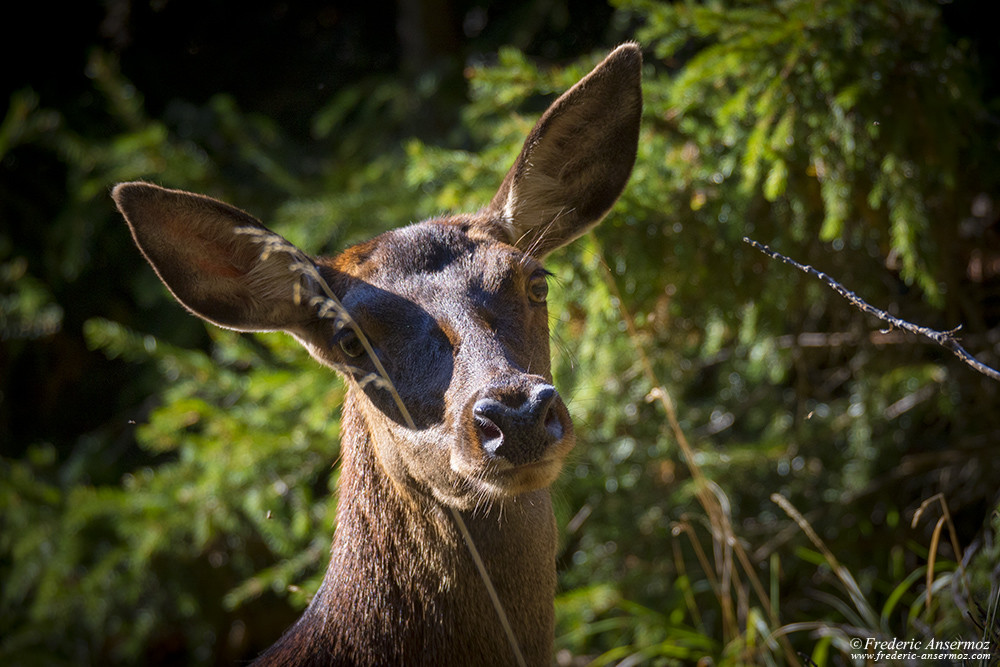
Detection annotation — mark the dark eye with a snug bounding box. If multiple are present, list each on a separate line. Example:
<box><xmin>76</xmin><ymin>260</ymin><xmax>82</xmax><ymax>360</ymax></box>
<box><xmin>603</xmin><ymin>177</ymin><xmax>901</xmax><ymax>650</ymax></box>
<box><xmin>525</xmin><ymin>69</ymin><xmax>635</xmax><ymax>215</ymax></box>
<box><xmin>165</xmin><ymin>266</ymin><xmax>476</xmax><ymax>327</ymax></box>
<box><xmin>335</xmin><ymin>329</ymin><xmax>365</xmax><ymax>358</ymax></box>
<box><xmin>527</xmin><ymin>273</ymin><xmax>549</xmax><ymax>303</ymax></box>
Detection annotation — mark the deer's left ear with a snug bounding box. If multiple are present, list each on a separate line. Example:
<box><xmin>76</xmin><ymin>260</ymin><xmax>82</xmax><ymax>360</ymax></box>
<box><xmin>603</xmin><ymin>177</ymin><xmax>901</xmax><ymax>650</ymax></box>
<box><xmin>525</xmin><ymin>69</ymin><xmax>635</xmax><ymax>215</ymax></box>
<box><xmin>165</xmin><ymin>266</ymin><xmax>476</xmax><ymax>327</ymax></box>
<box><xmin>485</xmin><ymin>43</ymin><xmax>643</xmax><ymax>258</ymax></box>
<box><xmin>112</xmin><ymin>182</ymin><xmax>323</xmax><ymax>333</ymax></box>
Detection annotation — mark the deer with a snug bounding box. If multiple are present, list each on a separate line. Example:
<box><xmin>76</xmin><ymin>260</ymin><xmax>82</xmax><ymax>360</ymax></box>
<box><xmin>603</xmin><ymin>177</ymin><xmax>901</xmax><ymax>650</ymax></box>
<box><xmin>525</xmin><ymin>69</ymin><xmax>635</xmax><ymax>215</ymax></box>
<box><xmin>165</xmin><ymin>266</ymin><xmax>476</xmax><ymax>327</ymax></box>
<box><xmin>112</xmin><ymin>43</ymin><xmax>642</xmax><ymax>667</ymax></box>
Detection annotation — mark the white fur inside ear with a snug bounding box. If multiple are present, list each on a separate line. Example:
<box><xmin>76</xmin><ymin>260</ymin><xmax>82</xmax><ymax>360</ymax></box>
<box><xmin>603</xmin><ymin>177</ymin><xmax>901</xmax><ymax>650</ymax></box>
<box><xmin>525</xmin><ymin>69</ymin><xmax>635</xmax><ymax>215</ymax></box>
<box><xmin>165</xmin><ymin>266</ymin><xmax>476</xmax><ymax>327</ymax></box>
<box><xmin>234</xmin><ymin>226</ymin><xmax>323</xmax><ymax>326</ymax></box>
<box><xmin>502</xmin><ymin>187</ymin><xmax>518</xmax><ymax>236</ymax></box>
<box><xmin>504</xmin><ymin>163</ymin><xmax>575</xmax><ymax>252</ymax></box>
<box><xmin>247</xmin><ymin>254</ymin><xmax>314</xmax><ymax>308</ymax></box>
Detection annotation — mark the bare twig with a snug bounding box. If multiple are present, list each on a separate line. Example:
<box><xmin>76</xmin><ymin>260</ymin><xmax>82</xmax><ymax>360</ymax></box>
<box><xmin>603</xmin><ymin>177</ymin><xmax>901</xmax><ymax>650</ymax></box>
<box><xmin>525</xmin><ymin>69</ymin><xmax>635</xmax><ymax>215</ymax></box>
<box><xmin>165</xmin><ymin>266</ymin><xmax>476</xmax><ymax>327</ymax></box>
<box><xmin>744</xmin><ymin>237</ymin><xmax>1000</xmax><ymax>383</ymax></box>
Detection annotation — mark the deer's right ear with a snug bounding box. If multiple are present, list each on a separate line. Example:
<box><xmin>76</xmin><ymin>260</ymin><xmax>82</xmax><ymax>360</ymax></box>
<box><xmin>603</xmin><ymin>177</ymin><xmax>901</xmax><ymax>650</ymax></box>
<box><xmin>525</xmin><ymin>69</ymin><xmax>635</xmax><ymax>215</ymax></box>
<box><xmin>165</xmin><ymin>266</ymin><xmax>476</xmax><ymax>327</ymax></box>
<box><xmin>485</xmin><ymin>43</ymin><xmax>642</xmax><ymax>258</ymax></box>
<box><xmin>113</xmin><ymin>182</ymin><xmax>321</xmax><ymax>333</ymax></box>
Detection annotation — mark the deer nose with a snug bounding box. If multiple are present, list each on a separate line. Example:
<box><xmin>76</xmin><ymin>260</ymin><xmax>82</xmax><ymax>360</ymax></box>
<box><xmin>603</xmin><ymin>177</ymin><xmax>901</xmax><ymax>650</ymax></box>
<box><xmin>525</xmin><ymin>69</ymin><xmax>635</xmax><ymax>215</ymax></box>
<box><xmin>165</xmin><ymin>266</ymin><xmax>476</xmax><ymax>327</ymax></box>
<box><xmin>473</xmin><ymin>384</ymin><xmax>564</xmax><ymax>465</ymax></box>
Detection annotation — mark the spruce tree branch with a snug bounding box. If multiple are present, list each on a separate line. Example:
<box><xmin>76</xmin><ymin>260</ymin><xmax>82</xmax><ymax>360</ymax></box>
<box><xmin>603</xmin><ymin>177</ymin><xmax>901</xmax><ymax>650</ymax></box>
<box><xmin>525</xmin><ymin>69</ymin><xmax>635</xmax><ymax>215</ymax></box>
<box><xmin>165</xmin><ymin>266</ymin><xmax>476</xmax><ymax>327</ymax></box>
<box><xmin>744</xmin><ymin>237</ymin><xmax>1000</xmax><ymax>383</ymax></box>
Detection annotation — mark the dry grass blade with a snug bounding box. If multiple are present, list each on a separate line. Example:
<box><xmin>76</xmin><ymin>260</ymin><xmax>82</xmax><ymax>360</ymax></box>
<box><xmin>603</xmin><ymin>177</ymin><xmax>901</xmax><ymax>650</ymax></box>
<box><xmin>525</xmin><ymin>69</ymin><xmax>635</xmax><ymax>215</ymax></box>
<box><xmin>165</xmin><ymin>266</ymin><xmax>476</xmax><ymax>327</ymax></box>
<box><xmin>771</xmin><ymin>493</ymin><xmax>877</xmax><ymax>628</ymax></box>
<box><xmin>239</xmin><ymin>226</ymin><xmax>528</xmax><ymax>667</ymax></box>
<box><xmin>911</xmin><ymin>493</ymin><xmax>969</xmax><ymax>615</ymax></box>
<box><xmin>673</xmin><ymin>520</ymin><xmax>722</xmax><ymax>598</ymax></box>
<box><xmin>928</xmin><ymin>516</ymin><xmax>945</xmax><ymax>611</ymax></box>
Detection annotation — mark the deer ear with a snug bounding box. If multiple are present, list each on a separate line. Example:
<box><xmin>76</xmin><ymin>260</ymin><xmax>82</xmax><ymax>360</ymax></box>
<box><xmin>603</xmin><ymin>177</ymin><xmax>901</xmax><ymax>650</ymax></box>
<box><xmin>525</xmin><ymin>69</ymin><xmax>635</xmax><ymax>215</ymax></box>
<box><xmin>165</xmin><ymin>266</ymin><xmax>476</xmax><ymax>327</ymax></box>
<box><xmin>113</xmin><ymin>182</ymin><xmax>320</xmax><ymax>332</ymax></box>
<box><xmin>486</xmin><ymin>43</ymin><xmax>642</xmax><ymax>258</ymax></box>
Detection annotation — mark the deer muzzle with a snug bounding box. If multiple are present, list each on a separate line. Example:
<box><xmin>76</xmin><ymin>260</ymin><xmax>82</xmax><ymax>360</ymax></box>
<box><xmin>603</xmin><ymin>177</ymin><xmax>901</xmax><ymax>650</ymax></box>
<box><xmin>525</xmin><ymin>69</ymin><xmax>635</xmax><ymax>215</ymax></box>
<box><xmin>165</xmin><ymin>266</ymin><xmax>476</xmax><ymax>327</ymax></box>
<box><xmin>472</xmin><ymin>382</ymin><xmax>569</xmax><ymax>466</ymax></box>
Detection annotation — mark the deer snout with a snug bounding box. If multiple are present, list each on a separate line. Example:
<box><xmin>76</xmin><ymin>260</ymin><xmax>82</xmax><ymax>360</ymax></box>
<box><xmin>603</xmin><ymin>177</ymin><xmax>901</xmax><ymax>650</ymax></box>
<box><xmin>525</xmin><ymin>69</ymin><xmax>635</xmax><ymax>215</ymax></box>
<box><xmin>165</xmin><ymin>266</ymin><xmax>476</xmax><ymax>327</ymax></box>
<box><xmin>473</xmin><ymin>383</ymin><xmax>566</xmax><ymax>466</ymax></box>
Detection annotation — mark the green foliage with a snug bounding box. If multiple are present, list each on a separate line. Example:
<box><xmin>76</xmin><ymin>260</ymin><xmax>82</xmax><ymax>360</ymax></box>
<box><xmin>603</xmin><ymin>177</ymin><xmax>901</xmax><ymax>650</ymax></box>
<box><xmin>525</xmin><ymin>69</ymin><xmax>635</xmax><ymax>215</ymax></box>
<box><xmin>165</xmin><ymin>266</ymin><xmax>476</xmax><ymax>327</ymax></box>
<box><xmin>3</xmin><ymin>1</ymin><xmax>1000</xmax><ymax>665</ymax></box>
<box><xmin>3</xmin><ymin>318</ymin><xmax>340</xmax><ymax>663</ymax></box>
<box><xmin>625</xmin><ymin>0</ymin><xmax>980</xmax><ymax>304</ymax></box>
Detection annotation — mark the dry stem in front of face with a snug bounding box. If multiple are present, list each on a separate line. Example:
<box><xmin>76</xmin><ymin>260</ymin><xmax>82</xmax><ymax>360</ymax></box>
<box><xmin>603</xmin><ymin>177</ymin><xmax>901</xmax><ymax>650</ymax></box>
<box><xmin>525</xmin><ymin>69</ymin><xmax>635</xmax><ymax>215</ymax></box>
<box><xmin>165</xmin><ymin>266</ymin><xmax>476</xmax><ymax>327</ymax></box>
<box><xmin>235</xmin><ymin>224</ymin><xmax>528</xmax><ymax>665</ymax></box>
<box><xmin>235</xmin><ymin>225</ymin><xmax>415</xmax><ymax>428</ymax></box>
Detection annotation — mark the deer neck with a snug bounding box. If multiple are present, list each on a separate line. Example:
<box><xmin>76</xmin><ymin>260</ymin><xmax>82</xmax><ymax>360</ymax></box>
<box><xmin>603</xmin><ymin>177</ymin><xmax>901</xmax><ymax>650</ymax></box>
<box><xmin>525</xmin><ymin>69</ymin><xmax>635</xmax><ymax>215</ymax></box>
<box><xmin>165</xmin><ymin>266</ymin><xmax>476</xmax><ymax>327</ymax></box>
<box><xmin>257</xmin><ymin>389</ymin><xmax>558</xmax><ymax>666</ymax></box>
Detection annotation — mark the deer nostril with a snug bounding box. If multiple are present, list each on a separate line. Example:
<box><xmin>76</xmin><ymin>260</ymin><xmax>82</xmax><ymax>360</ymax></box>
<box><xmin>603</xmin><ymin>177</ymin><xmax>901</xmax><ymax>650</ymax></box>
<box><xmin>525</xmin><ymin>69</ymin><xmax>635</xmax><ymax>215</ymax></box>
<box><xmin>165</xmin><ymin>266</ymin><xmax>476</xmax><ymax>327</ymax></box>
<box><xmin>472</xmin><ymin>384</ymin><xmax>565</xmax><ymax>464</ymax></box>
<box><xmin>474</xmin><ymin>414</ymin><xmax>503</xmax><ymax>455</ymax></box>
<box><xmin>543</xmin><ymin>404</ymin><xmax>562</xmax><ymax>441</ymax></box>
<box><xmin>473</xmin><ymin>398</ymin><xmax>507</xmax><ymax>456</ymax></box>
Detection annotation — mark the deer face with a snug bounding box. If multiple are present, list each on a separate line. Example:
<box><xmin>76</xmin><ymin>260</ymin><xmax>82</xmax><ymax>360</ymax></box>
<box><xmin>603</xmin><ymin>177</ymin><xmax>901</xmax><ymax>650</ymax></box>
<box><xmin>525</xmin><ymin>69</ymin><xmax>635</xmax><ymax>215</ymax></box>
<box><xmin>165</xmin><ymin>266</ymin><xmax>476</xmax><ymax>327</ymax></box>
<box><xmin>308</xmin><ymin>217</ymin><xmax>573</xmax><ymax>507</ymax></box>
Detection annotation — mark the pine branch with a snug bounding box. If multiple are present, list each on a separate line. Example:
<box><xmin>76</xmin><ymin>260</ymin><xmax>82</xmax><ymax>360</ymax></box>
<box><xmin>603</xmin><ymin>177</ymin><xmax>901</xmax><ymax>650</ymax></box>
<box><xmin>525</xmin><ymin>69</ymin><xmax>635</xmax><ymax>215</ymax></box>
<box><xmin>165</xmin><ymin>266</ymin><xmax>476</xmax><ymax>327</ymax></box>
<box><xmin>744</xmin><ymin>237</ymin><xmax>1000</xmax><ymax>383</ymax></box>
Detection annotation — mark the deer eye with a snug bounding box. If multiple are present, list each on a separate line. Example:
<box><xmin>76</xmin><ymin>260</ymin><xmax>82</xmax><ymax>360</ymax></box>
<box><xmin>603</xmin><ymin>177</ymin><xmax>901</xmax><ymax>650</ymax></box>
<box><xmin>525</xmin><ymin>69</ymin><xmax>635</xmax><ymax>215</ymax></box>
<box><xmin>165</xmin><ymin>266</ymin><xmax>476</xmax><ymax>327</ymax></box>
<box><xmin>527</xmin><ymin>272</ymin><xmax>549</xmax><ymax>303</ymax></box>
<box><xmin>335</xmin><ymin>329</ymin><xmax>365</xmax><ymax>358</ymax></box>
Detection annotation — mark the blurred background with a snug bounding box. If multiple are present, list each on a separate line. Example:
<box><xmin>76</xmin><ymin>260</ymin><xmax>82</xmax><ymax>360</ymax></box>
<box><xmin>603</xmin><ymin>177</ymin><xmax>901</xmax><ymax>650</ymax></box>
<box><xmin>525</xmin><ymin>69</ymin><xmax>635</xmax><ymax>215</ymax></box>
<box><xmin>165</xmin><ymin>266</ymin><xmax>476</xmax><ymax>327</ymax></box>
<box><xmin>2</xmin><ymin>1</ymin><xmax>999</xmax><ymax>664</ymax></box>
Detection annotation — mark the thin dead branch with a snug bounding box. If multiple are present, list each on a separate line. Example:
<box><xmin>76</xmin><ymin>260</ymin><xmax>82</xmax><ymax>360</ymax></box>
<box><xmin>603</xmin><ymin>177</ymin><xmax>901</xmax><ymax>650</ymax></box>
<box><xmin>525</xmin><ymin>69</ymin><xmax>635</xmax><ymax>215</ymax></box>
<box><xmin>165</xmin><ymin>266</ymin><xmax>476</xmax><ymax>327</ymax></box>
<box><xmin>744</xmin><ymin>237</ymin><xmax>1000</xmax><ymax>383</ymax></box>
